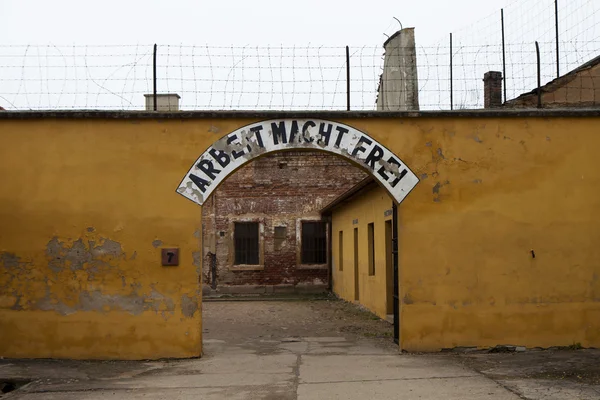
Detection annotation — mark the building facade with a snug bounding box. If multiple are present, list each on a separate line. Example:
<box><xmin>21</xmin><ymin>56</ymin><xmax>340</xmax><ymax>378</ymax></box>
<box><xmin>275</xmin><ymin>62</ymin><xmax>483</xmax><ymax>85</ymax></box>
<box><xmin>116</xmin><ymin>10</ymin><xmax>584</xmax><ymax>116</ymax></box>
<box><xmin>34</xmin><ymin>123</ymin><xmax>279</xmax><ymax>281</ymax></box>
<box><xmin>201</xmin><ymin>151</ymin><xmax>367</xmax><ymax>295</ymax></box>
<box><xmin>323</xmin><ymin>179</ymin><xmax>395</xmax><ymax>320</ymax></box>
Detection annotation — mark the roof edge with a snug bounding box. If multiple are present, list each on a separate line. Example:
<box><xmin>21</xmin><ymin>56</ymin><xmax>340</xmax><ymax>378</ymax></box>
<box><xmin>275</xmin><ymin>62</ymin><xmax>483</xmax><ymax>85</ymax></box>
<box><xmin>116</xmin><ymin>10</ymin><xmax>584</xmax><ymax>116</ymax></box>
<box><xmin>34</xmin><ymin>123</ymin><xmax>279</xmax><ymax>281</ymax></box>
<box><xmin>320</xmin><ymin>177</ymin><xmax>377</xmax><ymax>216</ymax></box>
<box><xmin>506</xmin><ymin>54</ymin><xmax>600</xmax><ymax>102</ymax></box>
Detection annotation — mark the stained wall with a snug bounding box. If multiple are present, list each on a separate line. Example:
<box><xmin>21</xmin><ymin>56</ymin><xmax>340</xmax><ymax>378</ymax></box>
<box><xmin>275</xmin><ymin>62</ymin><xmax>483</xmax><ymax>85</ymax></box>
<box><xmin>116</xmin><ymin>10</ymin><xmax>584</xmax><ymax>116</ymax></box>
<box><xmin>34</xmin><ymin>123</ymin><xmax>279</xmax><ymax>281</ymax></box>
<box><xmin>1</xmin><ymin>114</ymin><xmax>599</xmax><ymax>357</ymax></box>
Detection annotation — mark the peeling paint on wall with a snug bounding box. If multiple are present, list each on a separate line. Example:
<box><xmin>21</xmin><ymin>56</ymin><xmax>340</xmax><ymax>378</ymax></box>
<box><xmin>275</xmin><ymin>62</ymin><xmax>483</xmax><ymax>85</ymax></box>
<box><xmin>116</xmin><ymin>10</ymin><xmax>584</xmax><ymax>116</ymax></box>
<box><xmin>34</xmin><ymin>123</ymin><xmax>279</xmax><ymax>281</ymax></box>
<box><xmin>3</xmin><ymin>115</ymin><xmax>600</xmax><ymax>358</ymax></box>
<box><xmin>1</xmin><ymin>236</ymin><xmax>183</xmax><ymax>319</ymax></box>
<box><xmin>46</xmin><ymin>236</ymin><xmax>124</xmax><ymax>274</ymax></box>
<box><xmin>432</xmin><ymin>180</ymin><xmax>450</xmax><ymax>203</ymax></box>
<box><xmin>180</xmin><ymin>294</ymin><xmax>198</xmax><ymax>318</ymax></box>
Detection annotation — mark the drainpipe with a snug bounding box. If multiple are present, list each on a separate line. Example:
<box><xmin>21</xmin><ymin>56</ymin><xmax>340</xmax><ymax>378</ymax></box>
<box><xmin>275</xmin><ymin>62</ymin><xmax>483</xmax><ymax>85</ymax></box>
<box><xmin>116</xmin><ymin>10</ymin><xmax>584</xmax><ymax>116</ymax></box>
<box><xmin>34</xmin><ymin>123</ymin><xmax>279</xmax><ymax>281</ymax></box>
<box><xmin>326</xmin><ymin>215</ymin><xmax>333</xmax><ymax>292</ymax></box>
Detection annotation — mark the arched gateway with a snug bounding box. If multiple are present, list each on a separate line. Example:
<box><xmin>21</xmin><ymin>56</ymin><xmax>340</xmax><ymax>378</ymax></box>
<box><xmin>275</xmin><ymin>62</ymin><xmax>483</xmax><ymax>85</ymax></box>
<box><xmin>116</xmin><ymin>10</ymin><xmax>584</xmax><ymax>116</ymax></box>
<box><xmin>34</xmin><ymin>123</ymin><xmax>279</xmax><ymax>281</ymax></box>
<box><xmin>177</xmin><ymin>119</ymin><xmax>419</xmax><ymax>206</ymax></box>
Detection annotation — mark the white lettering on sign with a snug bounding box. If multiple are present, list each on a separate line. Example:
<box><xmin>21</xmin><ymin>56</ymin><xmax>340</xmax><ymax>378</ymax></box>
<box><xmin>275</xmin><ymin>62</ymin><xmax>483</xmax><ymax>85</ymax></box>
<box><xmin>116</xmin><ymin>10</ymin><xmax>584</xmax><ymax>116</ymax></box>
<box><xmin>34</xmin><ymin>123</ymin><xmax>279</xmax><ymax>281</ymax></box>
<box><xmin>176</xmin><ymin>119</ymin><xmax>419</xmax><ymax>206</ymax></box>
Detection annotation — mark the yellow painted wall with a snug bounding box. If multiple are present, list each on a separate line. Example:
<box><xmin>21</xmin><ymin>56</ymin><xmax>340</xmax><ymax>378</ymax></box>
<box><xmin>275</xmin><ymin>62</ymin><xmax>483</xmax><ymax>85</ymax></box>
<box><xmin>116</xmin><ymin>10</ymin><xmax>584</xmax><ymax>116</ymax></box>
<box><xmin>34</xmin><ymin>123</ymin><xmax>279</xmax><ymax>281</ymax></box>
<box><xmin>0</xmin><ymin>118</ymin><xmax>255</xmax><ymax>360</ymax></box>
<box><xmin>331</xmin><ymin>185</ymin><xmax>393</xmax><ymax>319</ymax></box>
<box><xmin>327</xmin><ymin>116</ymin><xmax>599</xmax><ymax>352</ymax></box>
<box><xmin>393</xmin><ymin>116</ymin><xmax>600</xmax><ymax>351</ymax></box>
<box><xmin>1</xmin><ymin>115</ymin><xmax>600</xmax><ymax>356</ymax></box>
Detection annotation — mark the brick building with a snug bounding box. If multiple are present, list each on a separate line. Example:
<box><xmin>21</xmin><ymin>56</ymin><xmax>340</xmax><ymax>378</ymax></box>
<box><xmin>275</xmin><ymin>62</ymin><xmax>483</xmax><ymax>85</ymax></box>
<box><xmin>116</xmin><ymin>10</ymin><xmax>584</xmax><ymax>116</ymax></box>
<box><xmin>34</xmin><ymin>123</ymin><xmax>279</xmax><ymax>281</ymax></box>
<box><xmin>201</xmin><ymin>151</ymin><xmax>367</xmax><ymax>295</ymax></box>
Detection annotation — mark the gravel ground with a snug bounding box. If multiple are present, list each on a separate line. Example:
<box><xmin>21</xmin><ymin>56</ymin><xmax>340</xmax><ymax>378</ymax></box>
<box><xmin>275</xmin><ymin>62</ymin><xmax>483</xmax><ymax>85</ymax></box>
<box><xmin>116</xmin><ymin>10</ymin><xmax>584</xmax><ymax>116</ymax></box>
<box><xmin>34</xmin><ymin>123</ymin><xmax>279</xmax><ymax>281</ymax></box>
<box><xmin>202</xmin><ymin>296</ymin><xmax>397</xmax><ymax>353</ymax></box>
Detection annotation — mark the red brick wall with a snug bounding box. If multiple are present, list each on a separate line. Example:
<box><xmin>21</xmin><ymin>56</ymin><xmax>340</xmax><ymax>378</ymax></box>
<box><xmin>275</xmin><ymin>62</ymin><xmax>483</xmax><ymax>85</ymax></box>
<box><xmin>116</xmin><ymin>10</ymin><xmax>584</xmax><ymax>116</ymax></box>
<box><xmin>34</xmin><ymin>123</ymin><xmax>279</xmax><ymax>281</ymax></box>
<box><xmin>202</xmin><ymin>151</ymin><xmax>367</xmax><ymax>293</ymax></box>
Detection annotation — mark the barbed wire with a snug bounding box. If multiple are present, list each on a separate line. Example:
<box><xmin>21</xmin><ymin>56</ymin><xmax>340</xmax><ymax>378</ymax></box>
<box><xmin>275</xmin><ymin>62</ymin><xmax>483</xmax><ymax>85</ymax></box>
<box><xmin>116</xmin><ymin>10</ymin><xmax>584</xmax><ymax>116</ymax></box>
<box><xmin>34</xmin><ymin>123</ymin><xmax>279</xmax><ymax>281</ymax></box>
<box><xmin>443</xmin><ymin>0</ymin><xmax>599</xmax><ymax>104</ymax></box>
<box><xmin>0</xmin><ymin>0</ymin><xmax>598</xmax><ymax>111</ymax></box>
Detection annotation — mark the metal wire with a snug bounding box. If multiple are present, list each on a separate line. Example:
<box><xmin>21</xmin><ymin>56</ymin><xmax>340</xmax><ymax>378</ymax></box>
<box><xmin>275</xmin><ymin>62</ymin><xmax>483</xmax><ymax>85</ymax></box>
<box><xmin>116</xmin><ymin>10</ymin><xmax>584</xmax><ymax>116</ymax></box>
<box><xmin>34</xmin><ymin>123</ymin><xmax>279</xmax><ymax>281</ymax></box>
<box><xmin>0</xmin><ymin>0</ymin><xmax>598</xmax><ymax>111</ymax></box>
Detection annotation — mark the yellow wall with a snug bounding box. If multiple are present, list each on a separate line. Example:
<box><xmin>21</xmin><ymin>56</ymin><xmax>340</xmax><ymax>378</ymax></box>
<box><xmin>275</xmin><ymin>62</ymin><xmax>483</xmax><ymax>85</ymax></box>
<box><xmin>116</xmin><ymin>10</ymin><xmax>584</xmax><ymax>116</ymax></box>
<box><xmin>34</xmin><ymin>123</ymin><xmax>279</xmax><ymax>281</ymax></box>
<box><xmin>1</xmin><ymin>115</ymin><xmax>600</xmax><ymax>357</ymax></box>
<box><xmin>327</xmin><ymin>116</ymin><xmax>599</xmax><ymax>351</ymax></box>
<box><xmin>0</xmin><ymin>118</ymin><xmax>253</xmax><ymax>360</ymax></box>
<box><xmin>331</xmin><ymin>185</ymin><xmax>393</xmax><ymax>319</ymax></box>
<box><xmin>393</xmin><ymin>116</ymin><xmax>600</xmax><ymax>351</ymax></box>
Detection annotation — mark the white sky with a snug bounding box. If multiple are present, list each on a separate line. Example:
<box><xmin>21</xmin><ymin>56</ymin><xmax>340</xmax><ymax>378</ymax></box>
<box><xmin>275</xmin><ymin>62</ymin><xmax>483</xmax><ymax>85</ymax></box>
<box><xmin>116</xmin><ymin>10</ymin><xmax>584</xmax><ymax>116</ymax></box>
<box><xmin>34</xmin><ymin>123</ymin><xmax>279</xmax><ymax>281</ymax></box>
<box><xmin>0</xmin><ymin>0</ymin><xmax>598</xmax><ymax>111</ymax></box>
<box><xmin>1</xmin><ymin>0</ymin><xmax>508</xmax><ymax>46</ymax></box>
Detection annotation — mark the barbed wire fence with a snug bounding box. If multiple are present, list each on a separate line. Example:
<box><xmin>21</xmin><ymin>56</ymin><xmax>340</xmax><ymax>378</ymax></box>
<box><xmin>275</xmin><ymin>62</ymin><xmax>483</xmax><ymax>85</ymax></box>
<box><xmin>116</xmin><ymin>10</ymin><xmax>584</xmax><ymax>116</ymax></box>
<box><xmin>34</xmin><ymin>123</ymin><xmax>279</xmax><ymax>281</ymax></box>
<box><xmin>442</xmin><ymin>0</ymin><xmax>600</xmax><ymax>109</ymax></box>
<box><xmin>0</xmin><ymin>0</ymin><xmax>598</xmax><ymax>111</ymax></box>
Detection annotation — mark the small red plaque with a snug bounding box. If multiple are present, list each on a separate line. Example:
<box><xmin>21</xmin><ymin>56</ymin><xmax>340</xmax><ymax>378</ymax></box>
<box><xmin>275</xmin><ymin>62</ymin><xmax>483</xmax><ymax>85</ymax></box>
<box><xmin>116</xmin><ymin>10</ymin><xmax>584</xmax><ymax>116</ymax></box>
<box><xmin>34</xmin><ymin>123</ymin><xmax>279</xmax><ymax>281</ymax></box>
<box><xmin>161</xmin><ymin>248</ymin><xmax>179</xmax><ymax>266</ymax></box>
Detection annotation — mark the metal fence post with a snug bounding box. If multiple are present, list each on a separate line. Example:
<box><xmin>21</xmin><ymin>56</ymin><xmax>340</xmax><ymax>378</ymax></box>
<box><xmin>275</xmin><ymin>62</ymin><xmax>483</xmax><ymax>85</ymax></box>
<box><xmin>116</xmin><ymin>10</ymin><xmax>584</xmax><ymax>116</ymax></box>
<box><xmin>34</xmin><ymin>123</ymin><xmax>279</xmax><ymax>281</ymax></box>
<box><xmin>450</xmin><ymin>33</ymin><xmax>453</xmax><ymax>110</ymax></box>
<box><xmin>555</xmin><ymin>0</ymin><xmax>560</xmax><ymax>78</ymax></box>
<box><xmin>153</xmin><ymin>44</ymin><xmax>158</xmax><ymax>111</ymax></box>
<box><xmin>346</xmin><ymin>46</ymin><xmax>350</xmax><ymax>111</ymax></box>
<box><xmin>501</xmin><ymin>9</ymin><xmax>507</xmax><ymax>103</ymax></box>
<box><xmin>535</xmin><ymin>41</ymin><xmax>542</xmax><ymax>108</ymax></box>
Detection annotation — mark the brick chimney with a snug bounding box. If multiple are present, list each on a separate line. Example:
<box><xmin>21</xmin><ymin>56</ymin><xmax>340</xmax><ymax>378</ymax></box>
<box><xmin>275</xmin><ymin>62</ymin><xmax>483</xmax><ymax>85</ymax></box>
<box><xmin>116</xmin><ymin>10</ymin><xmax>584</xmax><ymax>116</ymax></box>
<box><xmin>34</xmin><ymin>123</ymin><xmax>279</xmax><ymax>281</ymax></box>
<box><xmin>483</xmin><ymin>71</ymin><xmax>503</xmax><ymax>108</ymax></box>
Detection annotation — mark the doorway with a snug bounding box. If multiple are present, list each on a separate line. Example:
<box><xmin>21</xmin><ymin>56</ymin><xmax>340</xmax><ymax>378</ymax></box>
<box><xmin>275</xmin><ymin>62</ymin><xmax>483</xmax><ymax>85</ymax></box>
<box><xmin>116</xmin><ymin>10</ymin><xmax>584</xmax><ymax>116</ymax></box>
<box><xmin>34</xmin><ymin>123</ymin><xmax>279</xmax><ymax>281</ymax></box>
<box><xmin>385</xmin><ymin>220</ymin><xmax>393</xmax><ymax>317</ymax></box>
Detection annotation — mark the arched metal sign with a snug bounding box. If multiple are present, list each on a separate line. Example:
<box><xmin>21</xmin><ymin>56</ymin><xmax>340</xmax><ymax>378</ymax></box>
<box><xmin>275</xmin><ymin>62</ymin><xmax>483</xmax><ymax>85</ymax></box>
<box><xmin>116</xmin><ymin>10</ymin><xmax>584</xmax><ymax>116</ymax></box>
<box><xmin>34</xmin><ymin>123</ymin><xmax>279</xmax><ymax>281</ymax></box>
<box><xmin>177</xmin><ymin>119</ymin><xmax>419</xmax><ymax>205</ymax></box>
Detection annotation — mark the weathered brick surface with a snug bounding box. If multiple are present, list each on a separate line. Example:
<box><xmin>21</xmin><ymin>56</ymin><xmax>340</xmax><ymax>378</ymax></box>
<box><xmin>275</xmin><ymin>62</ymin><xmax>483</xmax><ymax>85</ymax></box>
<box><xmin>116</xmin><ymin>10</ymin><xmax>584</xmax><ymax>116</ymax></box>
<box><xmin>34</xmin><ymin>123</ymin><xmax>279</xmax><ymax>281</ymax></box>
<box><xmin>484</xmin><ymin>71</ymin><xmax>503</xmax><ymax>109</ymax></box>
<box><xmin>202</xmin><ymin>151</ymin><xmax>366</xmax><ymax>292</ymax></box>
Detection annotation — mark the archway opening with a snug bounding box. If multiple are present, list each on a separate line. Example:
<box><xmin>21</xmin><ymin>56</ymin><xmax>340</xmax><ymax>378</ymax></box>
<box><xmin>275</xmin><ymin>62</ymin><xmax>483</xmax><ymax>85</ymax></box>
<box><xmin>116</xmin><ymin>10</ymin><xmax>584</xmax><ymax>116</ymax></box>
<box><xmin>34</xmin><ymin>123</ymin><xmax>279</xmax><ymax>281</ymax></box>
<box><xmin>177</xmin><ymin>119</ymin><xmax>418</xmax><ymax>353</ymax></box>
<box><xmin>200</xmin><ymin>149</ymin><xmax>368</xmax><ymax>296</ymax></box>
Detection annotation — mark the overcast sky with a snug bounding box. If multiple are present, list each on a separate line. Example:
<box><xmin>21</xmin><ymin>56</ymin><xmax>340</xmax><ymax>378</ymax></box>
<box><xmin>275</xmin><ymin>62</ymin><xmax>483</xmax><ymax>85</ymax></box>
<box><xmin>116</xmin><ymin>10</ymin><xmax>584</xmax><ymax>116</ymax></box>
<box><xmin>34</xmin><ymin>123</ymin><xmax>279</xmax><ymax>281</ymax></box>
<box><xmin>1</xmin><ymin>0</ymin><xmax>509</xmax><ymax>46</ymax></box>
<box><xmin>1</xmin><ymin>0</ymin><xmax>597</xmax><ymax>111</ymax></box>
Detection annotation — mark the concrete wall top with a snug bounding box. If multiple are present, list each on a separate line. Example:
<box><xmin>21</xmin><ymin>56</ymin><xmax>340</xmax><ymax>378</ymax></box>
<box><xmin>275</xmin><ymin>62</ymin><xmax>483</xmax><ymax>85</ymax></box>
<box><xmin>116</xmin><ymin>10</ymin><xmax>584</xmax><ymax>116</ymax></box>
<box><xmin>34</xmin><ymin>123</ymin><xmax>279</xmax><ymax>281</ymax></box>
<box><xmin>1</xmin><ymin>109</ymin><xmax>600</xmax><ymax>120</ymax></box>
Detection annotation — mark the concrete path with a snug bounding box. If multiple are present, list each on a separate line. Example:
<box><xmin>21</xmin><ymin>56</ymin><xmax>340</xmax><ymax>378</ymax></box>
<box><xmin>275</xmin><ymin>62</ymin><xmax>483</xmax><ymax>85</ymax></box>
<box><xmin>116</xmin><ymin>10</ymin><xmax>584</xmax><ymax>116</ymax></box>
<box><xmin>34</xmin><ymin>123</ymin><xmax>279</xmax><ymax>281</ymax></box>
<box><xmin>1</xmin><ymin>340</ymin><xmax>516</xmax><ymax>400</ymax></box>
<box><xmin>1</xmin><ymin>299</ymin><xmax>598</xmax><ymax>399</ymax></box>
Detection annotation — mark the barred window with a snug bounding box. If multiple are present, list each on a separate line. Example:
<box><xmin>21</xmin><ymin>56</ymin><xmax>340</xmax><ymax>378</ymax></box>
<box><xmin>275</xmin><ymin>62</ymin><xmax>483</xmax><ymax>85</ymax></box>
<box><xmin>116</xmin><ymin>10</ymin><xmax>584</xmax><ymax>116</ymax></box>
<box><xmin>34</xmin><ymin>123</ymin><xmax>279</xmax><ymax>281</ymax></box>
<box><xmin>301</xmin><ymin>221</ymin><xmax>327</xmax><ymax>264</ymax></box>
<box><xmin>234</xmin><ymin>222</ymin><xmax>259</xmax><ymax>265</ymax></box>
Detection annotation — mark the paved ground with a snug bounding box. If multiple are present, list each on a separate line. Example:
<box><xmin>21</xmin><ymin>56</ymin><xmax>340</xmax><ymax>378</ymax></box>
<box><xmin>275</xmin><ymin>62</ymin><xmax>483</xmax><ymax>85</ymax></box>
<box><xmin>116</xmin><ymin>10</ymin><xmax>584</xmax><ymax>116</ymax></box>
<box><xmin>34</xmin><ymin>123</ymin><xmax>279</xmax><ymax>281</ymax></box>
<box><xmin>457</xmin><ymin>349</ymin><xmax>600</xmax><ymax>399</ymax></box>
<box><xmin>1</xmin><ymin>297</ymin><xmax>599</xmax><ymax>399</ymax></box>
